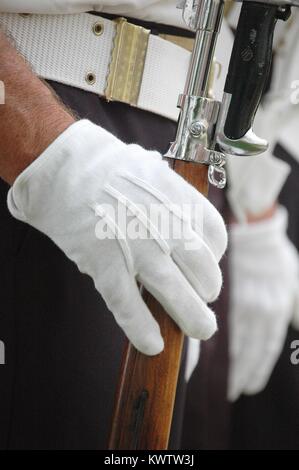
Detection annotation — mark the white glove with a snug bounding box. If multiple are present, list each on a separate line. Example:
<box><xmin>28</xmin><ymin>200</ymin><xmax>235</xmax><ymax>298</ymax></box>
<box><xmin>227</xmin><ymin>100</ymin><xmax>291</xmax><ymax>224</ymax></box>
<box><xmin>227</xmin><ymin>152</ymin><xmax>290</xmax><ymax>223</ymax></box>
<box><xmin>7</xmin><ymin>120</ymin><xmax>227</xmax><ymax>356</ymax></box>
<box><xmin>228</xmin><ymin>206</ymin><xmax>299</xmax><ymax>401</ymax></box>
<box><xmin>185</xmin><ymin>337</ymin><xmax>201</xmax><ymax>382</ymax></box>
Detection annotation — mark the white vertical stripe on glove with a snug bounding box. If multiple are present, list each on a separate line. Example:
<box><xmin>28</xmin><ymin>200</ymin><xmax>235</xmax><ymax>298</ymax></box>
<box><xmin>7</xmin><ymin>120</ymin><xmax>227</xmax><ymax>355</ymax></box>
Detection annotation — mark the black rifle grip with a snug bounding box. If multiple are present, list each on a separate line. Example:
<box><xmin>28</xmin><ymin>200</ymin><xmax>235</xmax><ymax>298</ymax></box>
<box><xmin>224</xmin><ymin>2</ymin><xmax>283</xmax><ymax>140</ymax></box>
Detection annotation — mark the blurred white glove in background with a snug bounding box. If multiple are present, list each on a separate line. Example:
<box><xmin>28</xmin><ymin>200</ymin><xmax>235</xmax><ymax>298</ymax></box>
<box><xmin>7</xmin><ymin>119</ymin><xmax>227</xmax><ymax>356</ymax></box>
<box><xmin>227</xmin><ymin>149</ymin><xmax>290</xmax><ymax>224</ymax></box>
<box><xmin>228</xmin><ymin>206</ymin><xmax>299</xmax><ymax>401</ymax></box>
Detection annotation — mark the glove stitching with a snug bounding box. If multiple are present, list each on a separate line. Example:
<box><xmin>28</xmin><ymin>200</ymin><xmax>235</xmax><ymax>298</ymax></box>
<box><xmin>172</xmin><ymin>249</ymin><xmax>214</xmax><ymax>304</ymax></box>
<box><xmin>119</xmin><ymin>171</ymin><xmax>189</xmax><ymax>223</ymax></box>
<box><xmin>104</xmin><ymin>183</ymin><xmax>171</xmax><ymax>256</ymax></box>
<box><xmin>93</xmin><ymin>203</ymin><xmax>135</xmax><ymax>276</ymax></box>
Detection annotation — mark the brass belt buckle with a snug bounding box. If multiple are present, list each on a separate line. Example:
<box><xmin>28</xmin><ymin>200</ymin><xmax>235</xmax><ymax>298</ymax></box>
<box><xmin>105</xmin><ymin>18</ymin><xmax>150</xmax><ymax>106</ymax></box>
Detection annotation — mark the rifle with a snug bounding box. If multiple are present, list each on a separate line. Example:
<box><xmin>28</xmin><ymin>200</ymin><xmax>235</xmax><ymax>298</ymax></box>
<box><xmin>109</xmin><ymin>0</ymin><xmax>295</xmax><ymax>450</ymax></box>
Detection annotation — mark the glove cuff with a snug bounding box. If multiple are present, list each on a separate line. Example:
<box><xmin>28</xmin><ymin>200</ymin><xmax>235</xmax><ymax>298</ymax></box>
<box><xmin>7</xmin><ymin>119</ymin><xmax>122</xmax><ymax>223</ymax></box>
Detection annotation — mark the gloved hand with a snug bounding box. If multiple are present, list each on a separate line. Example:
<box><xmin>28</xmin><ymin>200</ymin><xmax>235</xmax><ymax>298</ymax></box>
<box><xmin>228</xmin><ymin>206</ymin><xmax>299</xmax><ymax>401</ymax></box>
<box><xmin>7</xmin><ymin>120</ymin><xmax>227</xmax><ymax>355</ymax></box>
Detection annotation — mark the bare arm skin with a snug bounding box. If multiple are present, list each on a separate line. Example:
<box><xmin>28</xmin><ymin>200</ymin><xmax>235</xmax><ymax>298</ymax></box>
<box><xmin>0</xmin><ymin>31</ymin><xmax>75</xmax><ymax>185</ymax></box>
<box><xmin>230</xmin><ymin>204</ymin><xmax>278</xmax><ymax>224</ymax></box>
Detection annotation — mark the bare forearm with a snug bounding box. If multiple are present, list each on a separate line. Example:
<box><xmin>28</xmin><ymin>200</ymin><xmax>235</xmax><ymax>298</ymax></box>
<box><xmin>0</xmin><ymin>31</ymin><xmax>75</xmax><ymax>184</ymax></box>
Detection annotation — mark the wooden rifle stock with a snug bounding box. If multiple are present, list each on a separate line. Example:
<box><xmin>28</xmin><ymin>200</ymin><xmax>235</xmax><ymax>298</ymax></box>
<box><xmin>108</xmin><ymin>160</ymin><xmax>208</xmax><ymax>450</ymax></box>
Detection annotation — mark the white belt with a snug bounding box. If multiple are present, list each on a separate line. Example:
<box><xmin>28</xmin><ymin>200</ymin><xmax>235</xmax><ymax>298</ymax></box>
<box><xmin>0</xmin><ymin>13</ymin><xmax>192</xmax><ymax>121</ymax></box>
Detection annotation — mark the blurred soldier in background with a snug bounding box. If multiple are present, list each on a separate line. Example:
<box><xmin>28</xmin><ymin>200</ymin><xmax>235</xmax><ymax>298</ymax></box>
<box><xmin>182</xmin><ymin>6</ymin><xmax>299</xmax><ymax>450</ymax></box>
